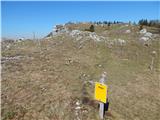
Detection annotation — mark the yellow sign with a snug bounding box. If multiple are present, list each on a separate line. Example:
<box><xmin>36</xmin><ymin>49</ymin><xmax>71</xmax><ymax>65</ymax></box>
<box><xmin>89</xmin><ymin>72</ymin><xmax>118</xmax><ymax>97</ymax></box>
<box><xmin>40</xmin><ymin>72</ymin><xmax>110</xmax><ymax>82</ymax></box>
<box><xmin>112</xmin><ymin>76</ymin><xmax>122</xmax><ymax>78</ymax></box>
<box><xmin>94</xmin><ymin>82</ymin><xmax>107</xmax><ymax>103</ymax></box>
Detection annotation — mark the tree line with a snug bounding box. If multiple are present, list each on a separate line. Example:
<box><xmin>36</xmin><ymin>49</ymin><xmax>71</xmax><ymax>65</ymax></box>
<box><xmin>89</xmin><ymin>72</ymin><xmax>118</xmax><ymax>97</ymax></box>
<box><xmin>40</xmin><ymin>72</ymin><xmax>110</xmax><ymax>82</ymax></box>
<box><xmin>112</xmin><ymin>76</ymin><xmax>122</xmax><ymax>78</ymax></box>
<box><xmin>92</xmin><ymin>21</ymin><xmax>123</xmax><ymax>25</ymax></box>
<box><xmin>66</xmin><ymin>19</ymin><xmax>160</xmax><ymax>27</ymax></box>
<box><xmin>138</xmin><ymin>19</ymin><xmax>160</xmax><ymax>28</ymax></box>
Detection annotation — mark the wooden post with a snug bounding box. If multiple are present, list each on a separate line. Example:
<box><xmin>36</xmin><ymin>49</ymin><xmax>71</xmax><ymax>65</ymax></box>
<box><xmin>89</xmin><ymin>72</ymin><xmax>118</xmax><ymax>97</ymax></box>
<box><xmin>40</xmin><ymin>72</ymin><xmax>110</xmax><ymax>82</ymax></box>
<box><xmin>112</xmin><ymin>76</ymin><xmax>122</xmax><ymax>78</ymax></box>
<box><xmin>99</xmin><ymin>102</ymin><xmax>104</xmax><ymax>119</ymax></box>
<box><xmin>99</xmin><ymin>72</ymin><xmax>107</xmax><ymax>119</ymax></box>
<box><xmin>150</xmin><ymin>51</ymin><xmax>156</xmax><ymax>71</ymax></box>
<box><xmin>33</xmin><ymin>32</ymin><xmax>41</xmax><ymax>51</ymax></box>
<box><xmin>150</xmin><ymin>56</ymin><xmax>154</xmax><ymax>71</ymax></box>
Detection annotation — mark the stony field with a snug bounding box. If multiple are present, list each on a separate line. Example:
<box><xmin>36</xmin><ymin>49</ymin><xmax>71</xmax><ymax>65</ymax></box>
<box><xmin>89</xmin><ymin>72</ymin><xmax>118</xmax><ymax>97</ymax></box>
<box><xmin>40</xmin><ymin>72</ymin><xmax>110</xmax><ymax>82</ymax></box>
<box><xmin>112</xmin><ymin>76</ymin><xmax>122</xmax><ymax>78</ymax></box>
<box><xmin>1</xmin><ymin>23</ymin><xmax>160</xmax><ymax>120</ymax></box>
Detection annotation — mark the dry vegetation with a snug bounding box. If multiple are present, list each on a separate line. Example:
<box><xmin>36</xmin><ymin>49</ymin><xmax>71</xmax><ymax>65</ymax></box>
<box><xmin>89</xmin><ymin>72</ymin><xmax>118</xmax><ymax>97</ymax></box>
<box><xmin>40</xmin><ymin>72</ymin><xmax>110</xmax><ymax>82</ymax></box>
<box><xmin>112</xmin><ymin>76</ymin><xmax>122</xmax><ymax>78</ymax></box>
<box><xmin>1</xmin><ymin>24</ymin><xmax>160</xmax><ymax>120</ymax></box>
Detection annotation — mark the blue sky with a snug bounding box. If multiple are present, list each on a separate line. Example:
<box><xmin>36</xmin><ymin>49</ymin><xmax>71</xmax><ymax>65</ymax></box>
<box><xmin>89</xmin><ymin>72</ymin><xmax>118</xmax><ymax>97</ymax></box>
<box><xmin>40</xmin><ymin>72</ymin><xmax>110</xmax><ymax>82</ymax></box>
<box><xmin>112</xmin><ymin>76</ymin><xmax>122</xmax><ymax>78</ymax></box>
<box><xmin>1</xmin><ymin>1</ymin><xmax>160</xmax><ymax>39</ymax></box>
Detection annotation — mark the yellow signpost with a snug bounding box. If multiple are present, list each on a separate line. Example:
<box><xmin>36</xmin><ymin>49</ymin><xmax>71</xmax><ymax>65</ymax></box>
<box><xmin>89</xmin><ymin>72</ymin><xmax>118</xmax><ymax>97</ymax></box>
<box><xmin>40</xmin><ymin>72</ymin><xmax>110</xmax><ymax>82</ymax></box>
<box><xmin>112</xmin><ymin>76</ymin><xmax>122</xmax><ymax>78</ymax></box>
<box><xmin>94</xmin><ymin>82</ymin><xmax>107</xmax><ymax>103</ymax></box>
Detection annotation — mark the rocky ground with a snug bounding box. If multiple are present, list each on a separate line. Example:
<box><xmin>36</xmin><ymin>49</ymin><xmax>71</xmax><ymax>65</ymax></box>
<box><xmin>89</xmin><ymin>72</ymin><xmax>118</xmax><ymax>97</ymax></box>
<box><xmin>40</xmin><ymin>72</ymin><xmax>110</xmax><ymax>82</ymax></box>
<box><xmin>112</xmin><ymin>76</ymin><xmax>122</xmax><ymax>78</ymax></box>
<box><xmin>1</xmin><ymin>23</ymin><xmax>160</xmax><ymax>120</ymax></box>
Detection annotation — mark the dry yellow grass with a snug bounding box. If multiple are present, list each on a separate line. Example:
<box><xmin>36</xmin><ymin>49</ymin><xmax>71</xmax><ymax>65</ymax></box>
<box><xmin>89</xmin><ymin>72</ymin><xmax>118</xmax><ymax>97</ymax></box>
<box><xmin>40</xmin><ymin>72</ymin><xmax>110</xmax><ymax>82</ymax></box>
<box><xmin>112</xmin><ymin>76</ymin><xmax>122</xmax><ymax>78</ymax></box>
<box><xmin>1</xmin><ymin>24</ymin><xmax>160</xmax><ymax>120</ymax></box>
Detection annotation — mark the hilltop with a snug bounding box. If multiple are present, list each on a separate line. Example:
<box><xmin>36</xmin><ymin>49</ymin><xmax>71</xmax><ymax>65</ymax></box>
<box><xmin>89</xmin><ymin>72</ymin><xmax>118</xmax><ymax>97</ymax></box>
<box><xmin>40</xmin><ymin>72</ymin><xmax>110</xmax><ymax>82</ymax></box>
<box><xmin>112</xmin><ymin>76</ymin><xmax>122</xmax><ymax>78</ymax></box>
<box><xmin>1</xmin><ymin>22</ymin><xmax>160</xmax><ymax>120</ymax></box>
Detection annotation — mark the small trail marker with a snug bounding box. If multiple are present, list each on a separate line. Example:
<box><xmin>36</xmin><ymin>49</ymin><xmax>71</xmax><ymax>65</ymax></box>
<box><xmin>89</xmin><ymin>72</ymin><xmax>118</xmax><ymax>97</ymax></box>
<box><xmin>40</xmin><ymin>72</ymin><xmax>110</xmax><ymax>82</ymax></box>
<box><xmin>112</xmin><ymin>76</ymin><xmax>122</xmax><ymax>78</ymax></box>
<box><xmin>94</xmin><ymin>72</ymin><xmax>108</xmax><ymax>119</ymax></box>
<box><xmin>95</xmin><ymin>82</ymin><xmax>107</xmax><ymax>103</ymax></box>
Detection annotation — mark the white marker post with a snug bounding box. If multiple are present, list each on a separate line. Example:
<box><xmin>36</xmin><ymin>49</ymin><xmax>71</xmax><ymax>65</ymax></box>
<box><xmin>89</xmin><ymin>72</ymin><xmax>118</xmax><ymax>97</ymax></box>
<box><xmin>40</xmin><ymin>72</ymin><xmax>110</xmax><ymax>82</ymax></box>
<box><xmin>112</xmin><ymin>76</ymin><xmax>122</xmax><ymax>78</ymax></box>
<box><xmin>99</xmin><ymin>72</ymin><xmax>107</xmax><ymax>119</ymax></box>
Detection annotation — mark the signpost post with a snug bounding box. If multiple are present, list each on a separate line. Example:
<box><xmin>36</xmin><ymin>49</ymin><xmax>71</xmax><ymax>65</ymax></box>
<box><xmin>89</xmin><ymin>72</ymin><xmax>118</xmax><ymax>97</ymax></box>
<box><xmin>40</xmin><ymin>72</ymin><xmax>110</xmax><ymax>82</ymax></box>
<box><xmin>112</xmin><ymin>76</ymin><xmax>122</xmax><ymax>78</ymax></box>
<box><xmin>94</xmin><ymin>72</ymin><xmax>107</xmax><ymax>119</ymax></box>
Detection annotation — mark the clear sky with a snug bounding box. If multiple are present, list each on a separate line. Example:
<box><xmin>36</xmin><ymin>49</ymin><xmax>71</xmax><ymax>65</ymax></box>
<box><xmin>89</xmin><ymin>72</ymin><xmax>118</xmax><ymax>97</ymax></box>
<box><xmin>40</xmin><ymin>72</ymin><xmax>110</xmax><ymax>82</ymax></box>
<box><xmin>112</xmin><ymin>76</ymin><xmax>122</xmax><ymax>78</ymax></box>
<box><xmin>1</xmin><ymin>1</ymin><xmax>160</xmax><ymax>39</ymax></box>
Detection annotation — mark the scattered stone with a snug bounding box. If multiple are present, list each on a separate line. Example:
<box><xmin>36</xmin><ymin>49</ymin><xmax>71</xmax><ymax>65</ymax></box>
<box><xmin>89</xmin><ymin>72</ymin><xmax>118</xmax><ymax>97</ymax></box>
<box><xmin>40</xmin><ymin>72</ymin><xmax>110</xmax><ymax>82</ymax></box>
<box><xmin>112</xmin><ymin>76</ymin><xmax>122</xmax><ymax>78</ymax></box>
<box><xmin>6</xmin><ymin>45</ymin><xmax>10</xmax><ymax>49</ymax></box>
<box><xmin>139</xmin><ymin>37</ymin><xmax>150</xmax><ymax>42</ymax></box>
<box><xmin>116</xmin><ymin>39</ymin><xmax>126</xmax><ymax>46</ymax></box>
<box><xmin>2</xmin><ymin>56</ymin><xmax>22</xmax><ymax>61</ymax></box>
<box><xmin>69</xmin><ymin>30</ymin><xmax>83</xmax><ymax>41</ymax></box>
<box><xmin>45</xmin><ymin>24</ymin><xmax>69</xmax><ymax>37</ymax></box>
<box><xmin>82</xmin><ymin>73</ymin><xmax>86</xmax><ymax>77</ymax></box>
<box><xmin>78</xmin><ymin>45</ymin><xmax>83</xmax><ymax>49</ymax></box>
<box><xmin>125</xmin><ymin>29</ymin><xmax>131</xmax><ymax>33</ymax></box>
<box><xmin>82</xmin><ymin>109</ymin><xmax>88</xmax><ymax>114</ymax></box>
<box><xmin>51</xmin><ymin>28</ymin><xmax>106</xmax><ymax>42</ymax></box>
<box><xmin>98</xmin><ymin>64</ymin><xmax>102</xmax><ymax>67</ymax></box>
<box><xmin>75</xmin><ymin>111</ymin><xmax>78</xmax><ymax>116</ymax></box>
<box><xmin>139</xmin><ymin>28</ymin><xmax>147</xmax><ymax>34</ymax></box>
<box><xmin>139</xmin><ymin>36</ymin><xmax>151</xmax><ymax>46</ymax></box>
<box><xmin>43</xmin><ymin>69</ymin><xmax>47</xmax><ymax>72</ymax></box>
<box><xmin>139</xmin><ymin>28</ymin><xmax>153</xmax><ymax>40</ymax></box>
<box><xmin>152</xmin><ymin>34</ymin><xmax>159</xmax><ymax>38</ymax></box>
<box><xmin>76</xmin><ymin>101</ymin><xmax>80</xmax><ymax>106</ymax></box>
<box><xmin>107</xmin><ymin>38</ymin><xmax>126</xmax><ymax>46</ymax></box>
<box><xmin>138</xmin><ymin>28</ymin><xmax>154</xmax><ymax>45</ymax></box>
<box><xmin>144</xmin><ymin>32</ymin><xmax>152</xmax><ymax>38</ymax></box>
<box><xmin>46</xmin><ymin>24</ymin><xmax>107</xmax><ymax>42</ymax></box>
<box><xmin>152</xmin><ymin>51</ymin><xmax>156</xmax><ymax>55</ymax></box>
<box><xmin>75</xmin><ymin>106</ymin><xmax>81</xmax><ymax>110</ymax></box>
<box><xmin>151</xmin><ymin>51</ymin><xmax>157</xmax><ymax>57</ymax></box>
<box><xmin>89</xmin><ymin>32</ymin><xmax>105</xmax><ymax>42</ymax></box>
<box><xmin>1</xmin><ymin>56</ymin><xmax>34</xmax><ymax>63</ymax></box>
<box><xmin>41</xmin><ymin>87</ymin><xmax>47</xmax><ymax>91</ymax></box>
<box><xmin>122</xmin><ymin>59</ymin><xmax>129</xmax><ymax>61</ymax></box>
<box><xmin>65</xmin><ymin>58</ymin><xmax>74</xmax><ymax>65</ymax></box>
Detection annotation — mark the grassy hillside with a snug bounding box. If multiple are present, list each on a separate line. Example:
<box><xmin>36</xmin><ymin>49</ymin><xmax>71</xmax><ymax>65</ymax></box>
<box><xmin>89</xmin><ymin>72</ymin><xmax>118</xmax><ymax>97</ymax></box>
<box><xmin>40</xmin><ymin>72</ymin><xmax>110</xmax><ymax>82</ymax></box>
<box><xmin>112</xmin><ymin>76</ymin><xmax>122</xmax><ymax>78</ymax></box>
<box><xmin>1</xmin><ymin>24</ymin><xmax>160</xmax><ymax>120</ymax></box>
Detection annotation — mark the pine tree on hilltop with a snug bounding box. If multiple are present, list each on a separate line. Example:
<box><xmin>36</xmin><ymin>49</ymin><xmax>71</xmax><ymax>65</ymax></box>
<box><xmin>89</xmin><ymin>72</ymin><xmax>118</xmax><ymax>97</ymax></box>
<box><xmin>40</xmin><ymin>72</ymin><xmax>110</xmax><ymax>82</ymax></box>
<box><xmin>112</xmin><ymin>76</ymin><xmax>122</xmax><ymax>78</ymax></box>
<box><xmin>89</xmin><ymin>25</ymin><xmax>95</xmax><ymax>32</ymax></box>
